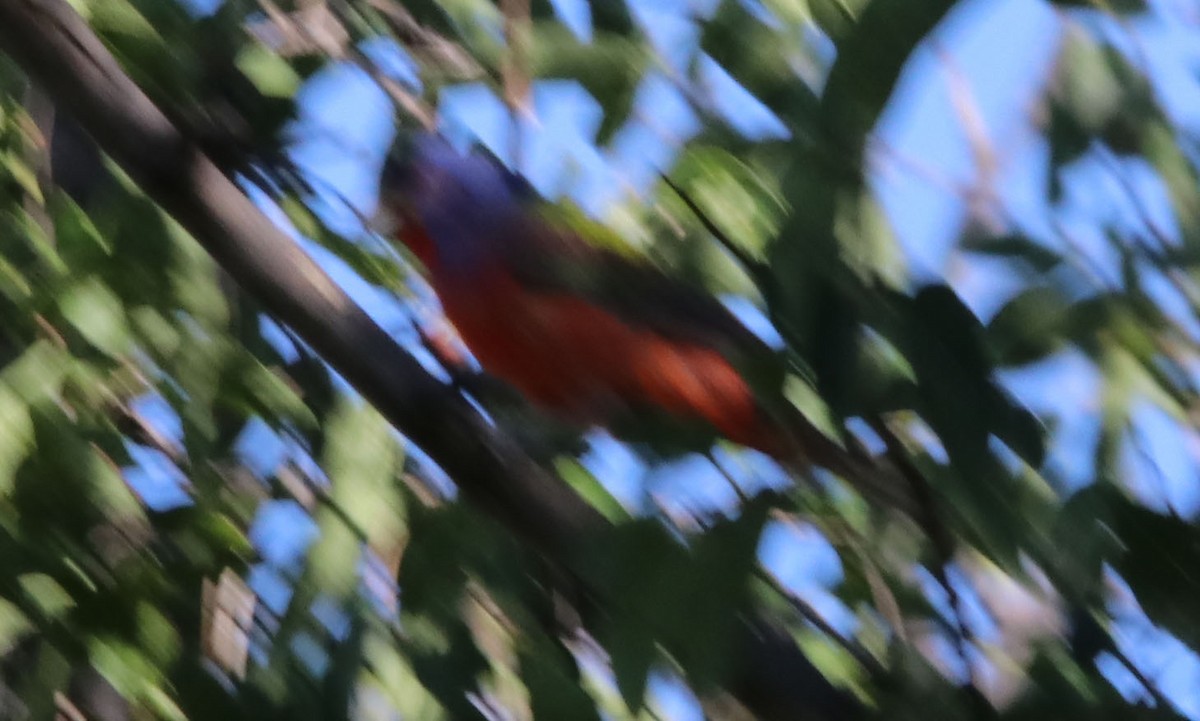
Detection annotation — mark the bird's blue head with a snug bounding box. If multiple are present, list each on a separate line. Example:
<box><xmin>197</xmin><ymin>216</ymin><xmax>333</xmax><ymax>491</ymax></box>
<box><xmin>380</xmin><ymin>134</ymin><xmax>535</xmax><ymax>271</ymax></box>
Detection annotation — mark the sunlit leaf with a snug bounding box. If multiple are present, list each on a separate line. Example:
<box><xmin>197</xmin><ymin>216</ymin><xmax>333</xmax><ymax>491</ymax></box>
<box><xmin>236</xmin><ymin>43</ymin><xmax>302</xmax><ymax>99</ymax></box>
<box><xmin>59</xmin><ymin>276</ymin><xmax>133</xmax><ymax>357</ymax></box>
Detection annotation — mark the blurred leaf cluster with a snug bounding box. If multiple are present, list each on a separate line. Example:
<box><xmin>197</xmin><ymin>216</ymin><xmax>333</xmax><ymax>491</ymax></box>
<box><xmin>0</xmin><ymin>0</ymin><xmax>1199</xmax><ymax>719</ymax></box>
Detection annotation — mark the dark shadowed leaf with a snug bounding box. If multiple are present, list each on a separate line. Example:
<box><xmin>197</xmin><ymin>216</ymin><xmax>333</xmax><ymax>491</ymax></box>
<box><xmin>987</xmin><ymin>286</ymin><xmax>1070</xmax><ymax>366</ymax></box>
<box><xmin>962</xmin><ymin>233</ymin><xmax>1064</xmax><ymax>273</ymax></box>
<box><xmin>1110</xmin><ymin>499</ymin><xmax>1200</xmax><ymax>653</ymax></box>
<box><xmin>1048</xmin><ymin>0</ymin><xmax>1147</xmax><ymax>13</ymax></box>
<box><xmin>520</xmin><ymin>644</ymin><xmax>601</xmax><ymax>721</ymax></box>
<box><xmin>821</xmin><ymin>0</ymin><xmax>957</xmax><ymax>160</ymax></box>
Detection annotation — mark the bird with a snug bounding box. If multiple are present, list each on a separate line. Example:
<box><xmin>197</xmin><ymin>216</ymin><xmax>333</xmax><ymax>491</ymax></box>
<box><xmin>376</xmin><ymin>134</ymin><xmax>904</xmax><ymax>507</ymax></box>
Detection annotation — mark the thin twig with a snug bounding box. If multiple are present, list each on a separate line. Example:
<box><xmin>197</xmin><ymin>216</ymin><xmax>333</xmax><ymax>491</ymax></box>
<box><xmin>867</xmin><ymin>417</ymin><xmax>990</xmax><ymax>712</ymax></box>
<box><xmin>755</xmin><ymin>567</ymin><xmax>889</xmax><ymax>680</ymax></box>
<box><xmin>775</xmin><ymin>506</ymin><xmax>910</xmax><ymax>645</ymax></box>
<box><xmin>660</xmin><ymin>173</ymin><xmax>769</xmax><ymax>280</ymax></box>
<box><xmin>1093</xmin><ymin>150</ymin><xmax>1200</xmax><ymax>327</ymax></box>
<box><xmin>933</xmin><ymin>43</ymin><xmax>1001</xmax><ymax>233</ymax></box>
<box><xmin>363</xmin><ymin>0</ymin><xmax>482</xmax><ymax>79</ymax></box>
<box><xmin>252</xmin><ymin>0</ymin><xmax>348</xmax><ymax>57</ymax></box>
<box><xmin>329</xmin><ymin>2</ymin><xmax>437</xmax><ymax>129</ymax></box>
<box><xmin>705</xmin><ymin>449</ymin><xmax>751</xmax><ymax>504</ymax></box>
<box><xmin>1096</xmin><ymin>150</ymin><xmax>1178</xmax><ymax>253</ymax></box>
<box><xmin>660</xmin><ymin>489</ymin><xmax>888</xmax><ymax>679</ymax></box>
<box><xmin>260</xmin><ymin>0</ymin><xmax>437</xmax><ymax>129</ymax></box>
<box><xmin>1106</xmin><ymin>633</ymin><xmax>1182</xmax><ymax>714</ymax></box>
<box><xmin>1129</xmin><ymin>423</ymin><xmax>1180</xmax><ymax>518</ymax></box>
<box><xmin>500</xmin><ymin>0</ymin><xmax>533</xmax><ymax>167</ymax></box>
<box><xmin>1048</xmin><ymin>217</ymin><xmax>1119</xmax><ymax>289</ymax></box>
<box><xmin>868</xmin><ymin>137</ymin><xmax>971</xmax><ymax>195</ymax></box>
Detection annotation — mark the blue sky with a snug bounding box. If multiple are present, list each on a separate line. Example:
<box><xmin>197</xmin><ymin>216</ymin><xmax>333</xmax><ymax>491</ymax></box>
<box><xmin>157</xmin><ymin>0</ymin><xmax>1200</xmax><ymax>717</ymax></box>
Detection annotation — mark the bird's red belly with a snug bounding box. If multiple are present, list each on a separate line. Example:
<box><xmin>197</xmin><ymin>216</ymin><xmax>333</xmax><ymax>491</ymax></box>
<box><xmin>431</xmin><ymin>270</ymin><xmax>767</xmax><ymax>448</ymax></box>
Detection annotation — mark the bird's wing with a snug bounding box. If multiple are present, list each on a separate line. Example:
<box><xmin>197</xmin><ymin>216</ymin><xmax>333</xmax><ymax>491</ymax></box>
<box><xmin>495</xmin><ymin>208</ymin><xmax>777</xmax><ymax>366</ymax></box>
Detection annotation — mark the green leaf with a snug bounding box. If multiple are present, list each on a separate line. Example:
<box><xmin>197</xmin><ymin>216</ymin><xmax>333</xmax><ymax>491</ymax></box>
<box><xmin>1109</xmin><ymin>498</ymin><xmax>1200</xmax><ymax>652</ymax></box>
<box><xmin>399</xmin><ymin>503</ymin><xmax>507</xmax><ymax>620</ymax></box>
<box><xmin>59</xmin><ymin>276</ymin><xmax>133</xmax><ymax>357</ymax></box>
<box><xmin>529</xmin><ymin>25</ymin><xmax>649</xmax><ymax>143</ymax></box>
<box><xmin>908</xmin><ymin>285</ymin><xmax>1047</xmax><ymax>467</ymax></box>
<box><xmin>322</xmin><ymin>397</ymin><xmax>404</xmax><ymax>545</ymax></box>
<box><xmin>674</xmin><ymin>499</ymin><xmax>771</xmax><ymax>687</ymax></box>
<box><xmin>961</xmin><ymin>233</ymin><xmax>1063</xmax><ymax>273</ymax></box>
<box><xmin>586</xmin><ymin>0</ymin><xmax>633</xmax><ymax>34</ymax></box>
<box><xmin>607</xmin><ymin>614</ymin><xmax>656</xmax><ymax>712</ymax></box>
<box><xmin>668</xmin><ymin>146</ymin><xmax>787</xmax><ymax>262</ymax></box>
<box><xmin>404</xmin><ymin>614</ymin><xmax>490</xmax><ymax>720</ymax></box>
<box><xmin>308</xmin><ymin>510</ymin><xmax>363</xmax><ymax>599</ymax></box>
<box><xmin>834</xmin><ymin>186</ymin><xmax>906</xmax><ymax>287</ymax></box>
<box><xmin>236</xmin><ymin>44</ymin><xmax>302</xmax><ymax>99</ymax></box>
<box><xmin>0</xmin><ymin>385</ymin><xmax>33</xmax><ymax>496</ymax></box>
<box><xmin>324</xmin><ymin>601</ymin><xmax>367</xmax><ymax>720</ymax></box>
<box><xmin>531</xmin><ymin>0</ymin><xmax>633</xmax><ymax>35</ymax></box>
<box><xmin>128</xmin><ymin>305</ymin><xmax>181</xmax><ymax>356</ymax></box>
<box><xmin>1056</xmin><ymin>31</ymin><xmax>1125</xmax><ymax>135</ymax></box>
<box><xmin>762</xmin><ymin>0</ymin><xmax>812</xmax><ymax>26</ymax></box>
<box><xmin>18</xmin><ymin>573</ymin><xmax>74</xmax><ymax>620</ymax></box>
<box><xmin>365</xmin><ymin>630</ymin><xmax>447</xmax><ymax>720</ymax></box>
<box><xmin>225</xmin><ymin>357</ymin><xmax>319</xmax><ymax>430</ymax></box>
<box><xmin>8</xmin><ymin>207</ymin><xmax>65</xmax><ymax>276</ymax></box>
<box><xmin>51</xmin><ymin>191</ymin><xmax>113</xmax><ymax>261</ymax></box>
<box><xmin>136</xmin><ymin>602</ymin><xmax>181</xmax><ymax>667</ymax></box>
<box><xmin>1047</xmin><ymin>102</ymin><xmax>1090</xmax><ymax>200</ymax></box>
<box><xmin>700</xmin><ymin>2</ymin><xmax>821</xmax><ymax>129</ymax></box>
<box><xmin>89</xmin><ymin>637</ymin><xmax>163</xmax><ymax>697</ymax></box>
<box><xmin>1</xmin><ymin>151</ymin><xmax>41</xmax><ymax>203</ymax></box>
<box><xmin>281</xmin><ymin>197</ymin><xmax>406</xmax><ymax>293</ymax></box>
<box><xmin>0</xmin><ymin>253</ymin><xmax>31</xmax><ymax>303</ymax></box>
<box><xmin>0</xmin><ymin>598</ymin><xmax>31</xmax><ymax>653</ymax></box>
<box><xmin>821</xmin><ymin>0</ymin><xmax>957</xmax><ymax>160</ymax></box>
<box><xmin>2</xmin><ymin>340</ymin><xmax>69</xmax><ymax>405</ymax></box>
<box><xmin>987</xmin><ymin>286</ymin><xmax>1070</xmax><ymax>366</ymax></box>
<box><xmin>1143</xmin><ymin>121</ymin><xmax>1200</xmax><ymax>245</ymax></box>
<box><xmin>873</xmin><ymin>645</ymin><xmax>970</xmax><ymax>721</ymax></box>
<box><xmin>1048</xmin><ymin>0</ymin><xmax>1147</xmax><ymax>13</ymax></box>
<box><xmin>88</xmin><ymin>0</ymin><xmax>199</xmax><ymax>105</ymax></box>
<box><xmin>582</xmin><ymin>502</ymin><xmax>770</xmax><ymax>695</ymax></box>
<box><xmin>519</xmin><ymin>645</ymin><xmax>601</xmax><ymax>721</ymax></box>
<box><xmin>16</xmin><ymin>643</ymin><xmax>71</xmax><ymax>721</ymax></box>
<box><xmin>143</xmin><ymin>685</ymin><xmax>189</xmax><ymax>721</ymax></box>
<box><xmin>1045</xmin><ymin>485</ymin><xmax>1123</xmax><ymax>603</ymax></box>
<box><xmin>554</xmin><ymin>457</ymin><xmax>629</xmax><ymax>523</ymax></box>
<box><xmin>898</xmin><ymin>286</ymin><xmax>1050</xmax><ymax>566</ymax></box>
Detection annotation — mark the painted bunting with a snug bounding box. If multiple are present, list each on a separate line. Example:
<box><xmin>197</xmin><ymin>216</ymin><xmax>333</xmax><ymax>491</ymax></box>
<box><xmin>377</xmin><ymin>135</ymin><xmax>899</xmax><ymax>502</ymax></box>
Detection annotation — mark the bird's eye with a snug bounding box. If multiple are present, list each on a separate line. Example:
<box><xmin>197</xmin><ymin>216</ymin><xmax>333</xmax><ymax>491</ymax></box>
<box><xmin>380</xmin><ymin>155</ymin><xmax>412</xmax><ymax>192</ymax></box>
<box><xmin>501</xmin><ymin>169</ymin><xmax>535</xmax><ymax>198</ymax></box>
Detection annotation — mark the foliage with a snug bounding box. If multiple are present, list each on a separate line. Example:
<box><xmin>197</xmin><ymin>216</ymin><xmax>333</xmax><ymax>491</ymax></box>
<box><xmin>0</xmin><ymin>0</ymin><xmax>1198</xmax><ymax>719</ymax></box>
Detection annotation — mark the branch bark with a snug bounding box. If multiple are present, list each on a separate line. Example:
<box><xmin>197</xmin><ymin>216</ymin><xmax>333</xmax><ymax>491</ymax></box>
<box><xmin>0</xmin><ymin>3</ymin><xmax>863</xmax><ymax>718</ymax></box>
